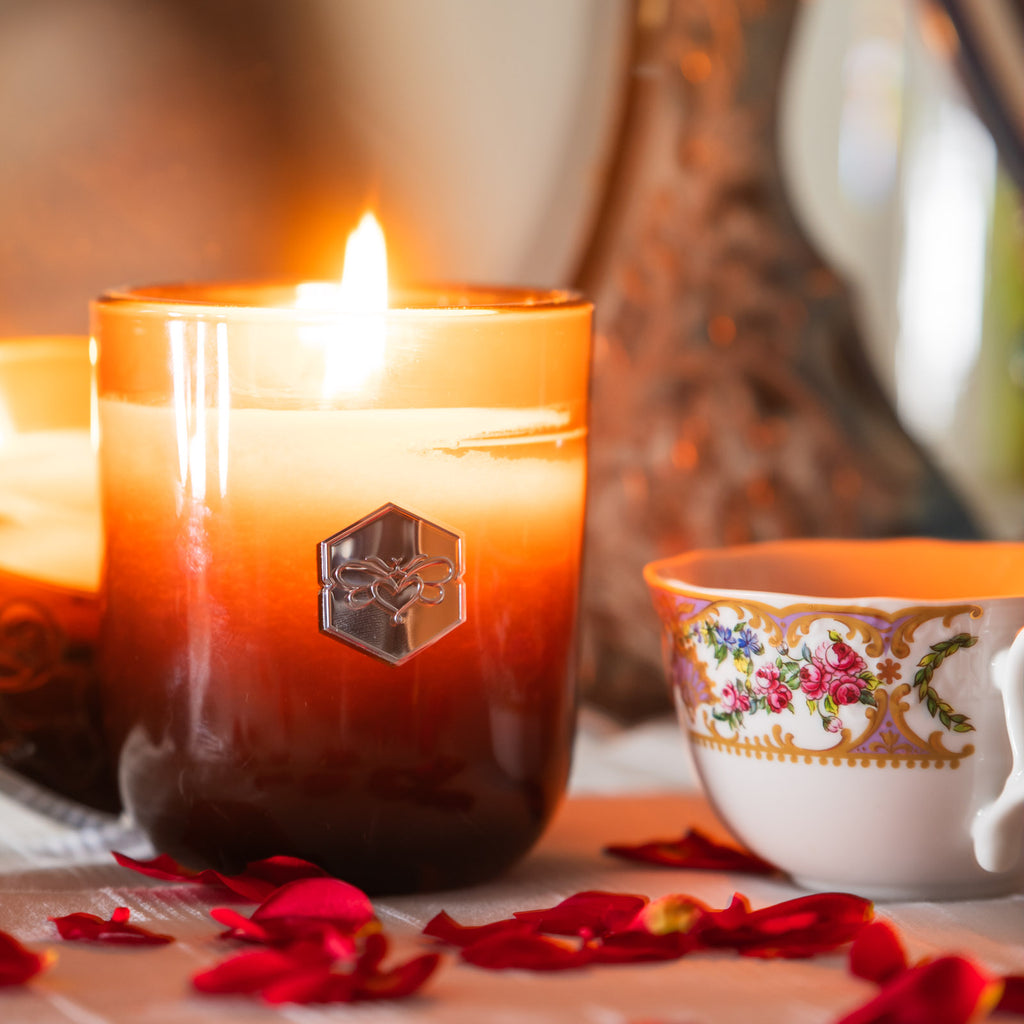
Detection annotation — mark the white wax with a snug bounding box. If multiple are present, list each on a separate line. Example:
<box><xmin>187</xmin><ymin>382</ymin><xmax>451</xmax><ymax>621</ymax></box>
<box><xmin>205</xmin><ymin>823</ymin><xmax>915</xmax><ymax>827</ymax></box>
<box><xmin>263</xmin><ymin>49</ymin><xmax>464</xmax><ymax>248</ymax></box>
<box><xmin>101</xmin><ymin>402</ymin><xmax>585</xmax><ymax>519</ymax></box>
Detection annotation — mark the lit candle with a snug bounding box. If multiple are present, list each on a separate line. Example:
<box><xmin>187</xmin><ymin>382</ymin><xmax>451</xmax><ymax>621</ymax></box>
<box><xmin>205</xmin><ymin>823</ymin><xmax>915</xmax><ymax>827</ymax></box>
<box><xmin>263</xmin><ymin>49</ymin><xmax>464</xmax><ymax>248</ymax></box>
<box><xmin>0</xmin><ymin>336</ymin><xmax>115</xmax><ymax>810</ymax></box>
<box><xmin>0</xmin><ymin>337</ymin><xmax>100</xmax><ymax>590</ymax></box>
<box><xmin>94</xmin><ymin>217</ymin><xmax>592</xmax><ymax>892</ymax></box>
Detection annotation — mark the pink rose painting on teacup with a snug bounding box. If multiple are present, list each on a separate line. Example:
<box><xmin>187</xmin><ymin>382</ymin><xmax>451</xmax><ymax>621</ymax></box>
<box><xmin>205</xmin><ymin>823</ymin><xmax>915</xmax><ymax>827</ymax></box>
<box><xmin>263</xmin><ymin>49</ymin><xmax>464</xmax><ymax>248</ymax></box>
<box><xmin>685</xmin><ymin>610</ymin><xmax>975</xmax><ymax>757</ymax></box>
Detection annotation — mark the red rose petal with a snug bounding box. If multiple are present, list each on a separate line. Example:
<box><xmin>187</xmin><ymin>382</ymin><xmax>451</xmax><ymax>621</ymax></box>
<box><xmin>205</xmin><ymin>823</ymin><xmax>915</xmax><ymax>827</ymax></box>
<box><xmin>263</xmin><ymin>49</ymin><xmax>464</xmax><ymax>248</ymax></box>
<box><xmin>252</xmin><ymin>877</ymin><xmax>375</xmax><ymax>931</ymax></box>
<box><xmin>259</xmin><ymin>965</ymin><xmax>356</xmax><ymax>1005</ymax></box>
<box><xmin>698</xmin><ymin>892</ymin><xmax>873</xmax><ymax>959</ymax></box>
<box><xmin>423</xmin><ymin>910</ymin><xmax>535</xmax><ymax>949</ymax></box>
<box><xmin>211</xmin><ymin>911</ymin><xmax>359</xmax><ymax>959</ymax></box>
<box><xmin>604</xmin><ymin>828</ymin><xmax>779</xmax><ymax>875</ymax></box>
<box><xmin>428</xmin><ymin>889</ymin><xmax>871</xmax><ymax>973</ymax></box>
<box><xmin>835</xmin><ymin>955</ymin><xmax>1001</xmax><ymax>1024</ymax></box>
<box><xmin>193</xmin><ymin>947</ymin><xmax>317</xmax><ymax>996</ymax></box>
<box><xmin>112</xmin><ymin>852</ymin><xmax>201</xmax><ymax>883</ymax></box>
<box><xmin>50</xmin><ymin>906</ymin><xmax>174</xmax><ymax>946</ymax></box>
<box><xmin>353</xmin><ymin>949</ymin><xmax>442</xmax><ymax>1001</ymax></box>
<box><xmin>113</xmin><ymin>851</ymin><xmax>330</xmax><ymax>902</ymax></box>
<box><xmin>592</xmin><ymin>928</ymin><xmax>695</xmax><ymax>964</ymax></box>
<box><xmin>632</xmin><ymin>892</ymin><xmax>742</xmax><ymax>939</ymax></box>
<box><xmin>849</xmin><ymin>920</ymin><xmax>908</xmax><ymax>985</ymax></box>
<box><xmin>425</xmin><ymin>891</ymin><xmax>649</xmax><ymax>947</ymax></box>
<box><xmin>512</xmin><ymin>891</ymin><xmax>649</xmax><ymax>939</ymax></box>
<box><xmin>459</xmin><ymin>932</ymin><xmax>594</xmax><ymax>972</ymax></box>
<box><xmin>997</xmin><ymin>974</ymin><xmax>1024</xmax><ymax>1015</ymax></box>
<box><xmin>216</xmin><ymin>856</ymin><xmax>333</xmax><ymax>902</ymax></box>
<box><xmin>0</xmin><ymin>931</ymin><xmax>49</xmax><ymax>986</ymax></box>
<box><xmin>193</xmin><ymin>933</ymin><xmax>439</xmax><ymax>1005</ymax></box>
<box><xmin>211</xmin><ymin>878</ymin><xmax>377</xmax><ymax>952</ymax></box>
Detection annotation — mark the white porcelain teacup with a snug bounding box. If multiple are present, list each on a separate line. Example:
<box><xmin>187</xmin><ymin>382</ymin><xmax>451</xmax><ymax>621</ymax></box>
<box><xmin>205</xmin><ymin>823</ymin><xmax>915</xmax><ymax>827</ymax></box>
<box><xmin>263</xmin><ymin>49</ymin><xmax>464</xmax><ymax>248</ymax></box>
<box><xmin>645</xmin><ymin>538</ymin><xmax>1024</xmax><ymax>900</ymax></box>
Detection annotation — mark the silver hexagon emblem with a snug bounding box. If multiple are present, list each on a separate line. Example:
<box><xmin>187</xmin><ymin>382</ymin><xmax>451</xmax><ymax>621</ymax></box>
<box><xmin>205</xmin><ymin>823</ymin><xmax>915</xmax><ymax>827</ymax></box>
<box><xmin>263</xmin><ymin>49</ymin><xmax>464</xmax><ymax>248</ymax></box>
<box><xmin>318</xmin><ymin>503</ymin><xmax>465</xmax><ymax>665</ymax></box>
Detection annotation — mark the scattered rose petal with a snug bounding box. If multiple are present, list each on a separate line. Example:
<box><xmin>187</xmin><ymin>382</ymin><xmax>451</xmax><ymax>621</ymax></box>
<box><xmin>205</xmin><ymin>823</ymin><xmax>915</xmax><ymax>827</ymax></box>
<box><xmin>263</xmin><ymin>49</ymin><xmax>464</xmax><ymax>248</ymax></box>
<box><xmin>111</xmin><ymin>852</ymin><xmax>198</xmax><ymax>884</ymax></box>
<box><xmin>997</xmin><ymin>974</ymin><xmax>1024</xmax><ymax>1015</ymax></box>
<box><xmin>458</xmin><ymin>932</ymin><xmax>594</xmax><ymax>972</ymax></box>
<box><xmin>591</xmin><ymin>928</ymin><xmax>695</xmax><ymax>964</ymax></box>
<box><xmin>700</xmin><ymin>892</ymin><xmax>874</xmax><ymax>959</ymax></box>
<box><xmin>634</xmin><ymin>893</ymin><xmax>743</xmax><ymax>938</ymax></box>
<box><xmin>211</xmin><ymin>878</ymin><xmax>378</xmax><ymax>951</ymax></box>
<box><xmin>834</xmin><ymin>955</ymin><xmax>1001</xmax><ymax>1024</ymax></box>
<box><xmin>193</xmin><ymin>932</ymin><xmax>439</xmax><ymax>1005</ymax></box>
<box><xmin>113</xmin><ymin>851</ymin><xmax>330</xmax><ymax>902</ymax></box>
<box><xmin>193</xmin><ymin>945</ymin><xmax>331</xmax><ymax>997</ymax></box>
<box><xmin>50</xmin><ymin>906</ymin><xmax>174</xmax><ymax>946</ymax></box>
<box><xmin>426</xmin><ymin>889</ymin><xmax>872</xmax><ymax>972</ymax></box>
<box><xmin>251</xmin><ymin>877</ymin><xmax>375</xmax><ymax>930</ymax></box>
<box><xmin>604</xmin><ymin>828</ymin><xmax>779</xmax><ymax>875</ymax></box>
<box><xmin>512</xmin><ymin>891</ymin><xmax>649</xmax><ymax>939</ymax></box>
<box><xmin>0</xmin><ymin>931</ymin><xmax>50</xmax><ymax>986</ymax></box>
<box><xmin>423</xmin><ymin>911</ymin><xmax>536</xmax><ymax>949</ymax></box>
<box><xmin>848</xmin><ymin>920</ymin><xmax>908</xmax><ymax>985</ymax></box>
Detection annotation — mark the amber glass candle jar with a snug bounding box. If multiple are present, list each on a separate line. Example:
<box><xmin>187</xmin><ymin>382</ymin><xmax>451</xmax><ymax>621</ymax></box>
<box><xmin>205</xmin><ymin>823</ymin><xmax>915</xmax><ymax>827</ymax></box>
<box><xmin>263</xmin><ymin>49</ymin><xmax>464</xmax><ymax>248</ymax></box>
<box><xmin>93</xmin><ymin>280</ymin><xmax>591</xmax><ymax>893</ymax></box>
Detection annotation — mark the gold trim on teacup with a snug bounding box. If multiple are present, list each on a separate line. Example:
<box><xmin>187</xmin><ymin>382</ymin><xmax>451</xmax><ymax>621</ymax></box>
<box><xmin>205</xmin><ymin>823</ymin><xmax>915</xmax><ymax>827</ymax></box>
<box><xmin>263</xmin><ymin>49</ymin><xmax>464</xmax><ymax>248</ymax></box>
<box><xmin>667</xmin><ymin>597</ymin><xmax>983</xmax><ymax>653</ymax></box>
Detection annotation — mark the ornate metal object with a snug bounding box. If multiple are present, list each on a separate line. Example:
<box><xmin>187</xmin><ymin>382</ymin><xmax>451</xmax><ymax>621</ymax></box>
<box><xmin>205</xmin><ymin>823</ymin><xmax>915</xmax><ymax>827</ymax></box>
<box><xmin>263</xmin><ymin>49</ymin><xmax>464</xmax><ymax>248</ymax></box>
<box><xmin>318</xmin><ymin>503</ymin><xmax>465</xmax><ymax>665</ymax></box>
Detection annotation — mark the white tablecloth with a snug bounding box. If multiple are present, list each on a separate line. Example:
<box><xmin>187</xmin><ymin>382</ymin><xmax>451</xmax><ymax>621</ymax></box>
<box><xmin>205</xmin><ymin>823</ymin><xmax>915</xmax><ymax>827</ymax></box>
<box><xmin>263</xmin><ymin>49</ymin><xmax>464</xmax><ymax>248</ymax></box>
<box><xmin>0</xmin><ymin>714</ymin><xmax>1022</xmax><ymax>1023</ymax></box>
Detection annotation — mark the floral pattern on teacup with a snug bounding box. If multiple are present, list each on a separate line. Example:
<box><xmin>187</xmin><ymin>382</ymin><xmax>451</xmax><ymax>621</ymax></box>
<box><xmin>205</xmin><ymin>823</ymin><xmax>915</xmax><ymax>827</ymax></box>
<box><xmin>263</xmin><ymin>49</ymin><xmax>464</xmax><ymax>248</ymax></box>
<box><xmin>703</xmin><ymin>622</ymin><xmax>882</xmax><ymax>735</ymax></box>
<box><xmin>660</xmin><ymin>599</ymin><xmax>982</xmax><ymax>766</ymax></box>
<box><xmin>691</xmin><ymin>614</ymin><xmax>976</xmax><ymax>739</ymax></box>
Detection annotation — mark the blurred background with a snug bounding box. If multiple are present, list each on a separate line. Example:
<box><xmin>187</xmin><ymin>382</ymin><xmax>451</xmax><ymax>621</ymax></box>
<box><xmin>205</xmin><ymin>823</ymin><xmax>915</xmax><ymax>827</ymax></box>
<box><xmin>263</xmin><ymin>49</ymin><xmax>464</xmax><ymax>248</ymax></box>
<box><xmin>2</xmin><ymin>0</ymin><xmax>1022</xmax><ymax>719</ymax></box>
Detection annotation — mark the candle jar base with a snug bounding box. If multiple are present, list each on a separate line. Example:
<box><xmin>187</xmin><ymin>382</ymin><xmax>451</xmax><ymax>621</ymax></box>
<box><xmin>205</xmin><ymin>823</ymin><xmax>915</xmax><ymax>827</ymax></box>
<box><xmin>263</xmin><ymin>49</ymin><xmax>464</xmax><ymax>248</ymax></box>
<box><xmin>107</xmin><ymin>624</ymin><xmax>578</xmax><ymax>892</ymax></box>
<box><xmin>119</xmin><ymin>725</ymin><xmax>570</xmax><ymax>894</ymax></box>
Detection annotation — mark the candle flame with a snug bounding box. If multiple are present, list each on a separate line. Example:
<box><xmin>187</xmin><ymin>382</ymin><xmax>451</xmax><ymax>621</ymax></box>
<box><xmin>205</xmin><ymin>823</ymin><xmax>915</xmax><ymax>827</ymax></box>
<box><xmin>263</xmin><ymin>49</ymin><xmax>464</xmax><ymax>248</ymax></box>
<box><xmin>297</xmin><ymin>211</ymin><xmax>389</xmax><ymax>399</ymax></box>
<box><xmin>340</xmin><ymin>211</ymin><xmax>388</xmax><ymax>313</ymax></box>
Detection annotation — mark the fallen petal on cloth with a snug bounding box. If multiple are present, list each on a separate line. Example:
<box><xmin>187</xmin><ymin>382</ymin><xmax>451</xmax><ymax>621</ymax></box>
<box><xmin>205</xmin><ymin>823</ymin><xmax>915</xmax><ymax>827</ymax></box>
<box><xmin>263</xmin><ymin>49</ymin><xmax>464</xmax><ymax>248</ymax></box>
<box><xmin>211</xmin><ymin>878</ymin><xmax>378</xmax><ymax>950</ymax></box>
<box><xmin>423</xmin><ymin>911</ymin><xmax>537</xmax><ymax>949</ymax></box>
<box><xmin>848</xmin><ymin>919</ymin><xmax>908</xmax><ymax>985</ymax></box>
<box><xmin>604</xmin><ymin>828</ymin><xmax>779</xmax><ymax>875</ymax></box>
<box><xmin>457</xmin><ymin>932</ymin><xmax>596</xmax><ymax>972</ymax></box>
<box><xmin>997</xmin><ymin>975</ymin><xmax>1024</xmax><ymax>1015</ymax></box>
<box><xmin>193</xmin><ymin>932</ymin><xmax>440</xmax><ymax>1005</ymax></box>
<box><xmin>50</xmin><ymin>906</ymin><xmax>174</xmax><ymax>945</ymax></box>
<box><xmin>699</xmin><ymin>892</ymin><xmax>875</xmax><ymax>959</ymax></box>
<box><xmin>512</xmin><ymin>891</ymin><xmax>649</xmax><ymax>939</ymax></box>
<box><xmin>112</xmin><ymin>851</ymin><xmax>330</xmax><ymax>902</ymax></box>
<box><xmin>834</xmin><ymin>956</ymin><xmax>1001</xmax><ymax>1024</ymax></box>
<box><xmin>0</xmin><ymin>930</ymin><xmax>50</xmax><ymax>986</ymax></box>
<box><xmin>426</xmin><ymin>889</ymin><xmax>874</xmax><ymax>971</ymax></box>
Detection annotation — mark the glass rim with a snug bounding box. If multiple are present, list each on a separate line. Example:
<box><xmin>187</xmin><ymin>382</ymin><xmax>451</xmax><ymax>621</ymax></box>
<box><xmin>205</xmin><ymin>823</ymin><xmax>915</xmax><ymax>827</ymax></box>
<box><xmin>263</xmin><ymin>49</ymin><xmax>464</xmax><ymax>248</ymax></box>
<box><xmin>93</xmin><ymin>279</ymin><xmax>592</xmax><ymax>320</ymax></box>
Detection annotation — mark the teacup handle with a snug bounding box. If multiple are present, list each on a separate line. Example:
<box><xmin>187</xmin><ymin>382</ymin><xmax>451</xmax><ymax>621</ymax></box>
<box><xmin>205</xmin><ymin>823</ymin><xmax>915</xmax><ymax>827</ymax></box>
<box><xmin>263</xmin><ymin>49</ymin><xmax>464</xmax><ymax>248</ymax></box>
<box><xmin>972</xmin><ymin>627</ymin><xmax>1024</xmax><ymax>873</ymax></box>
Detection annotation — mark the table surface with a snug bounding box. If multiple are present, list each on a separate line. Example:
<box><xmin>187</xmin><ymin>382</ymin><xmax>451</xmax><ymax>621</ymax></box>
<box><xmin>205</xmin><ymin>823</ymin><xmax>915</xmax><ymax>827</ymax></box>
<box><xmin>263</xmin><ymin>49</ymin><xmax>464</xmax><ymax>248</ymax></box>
<box><xmin>0</xmin><ymin>716</ymin><xmax>1022</xmax><ymax>1023</ymax></box>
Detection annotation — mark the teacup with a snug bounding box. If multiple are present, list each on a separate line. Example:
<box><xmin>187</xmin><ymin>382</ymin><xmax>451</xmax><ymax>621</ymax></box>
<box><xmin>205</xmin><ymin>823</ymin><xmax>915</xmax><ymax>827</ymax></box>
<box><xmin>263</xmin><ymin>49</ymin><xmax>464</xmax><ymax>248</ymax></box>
<box><xmin>645</xmin><ymin>538</ymin><xmax>1024</xmax><ymax>900</ymax></box>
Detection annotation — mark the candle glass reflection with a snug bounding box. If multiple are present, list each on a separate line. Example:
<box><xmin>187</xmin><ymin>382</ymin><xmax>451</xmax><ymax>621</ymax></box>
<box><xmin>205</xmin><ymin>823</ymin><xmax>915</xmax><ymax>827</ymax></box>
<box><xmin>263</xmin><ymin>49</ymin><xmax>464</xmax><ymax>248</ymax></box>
<box><xmin>93</xmin><ymin>282</ymin><xmax>591</xmax><ymax>893</ymax></box>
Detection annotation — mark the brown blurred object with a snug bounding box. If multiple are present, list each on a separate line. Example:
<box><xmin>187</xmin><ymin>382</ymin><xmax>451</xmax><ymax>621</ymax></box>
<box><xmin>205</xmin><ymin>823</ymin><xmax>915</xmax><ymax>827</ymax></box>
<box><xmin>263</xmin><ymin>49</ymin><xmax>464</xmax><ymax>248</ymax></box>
<box><xmin>0</xmin><ymin>0</ymin><xmax>369</xmax><ymax>336</ymax></box>
<box><xmin>578</xmin><ymin>0</ymin><xmax>977</xmax><ymax>721</ymax></box>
